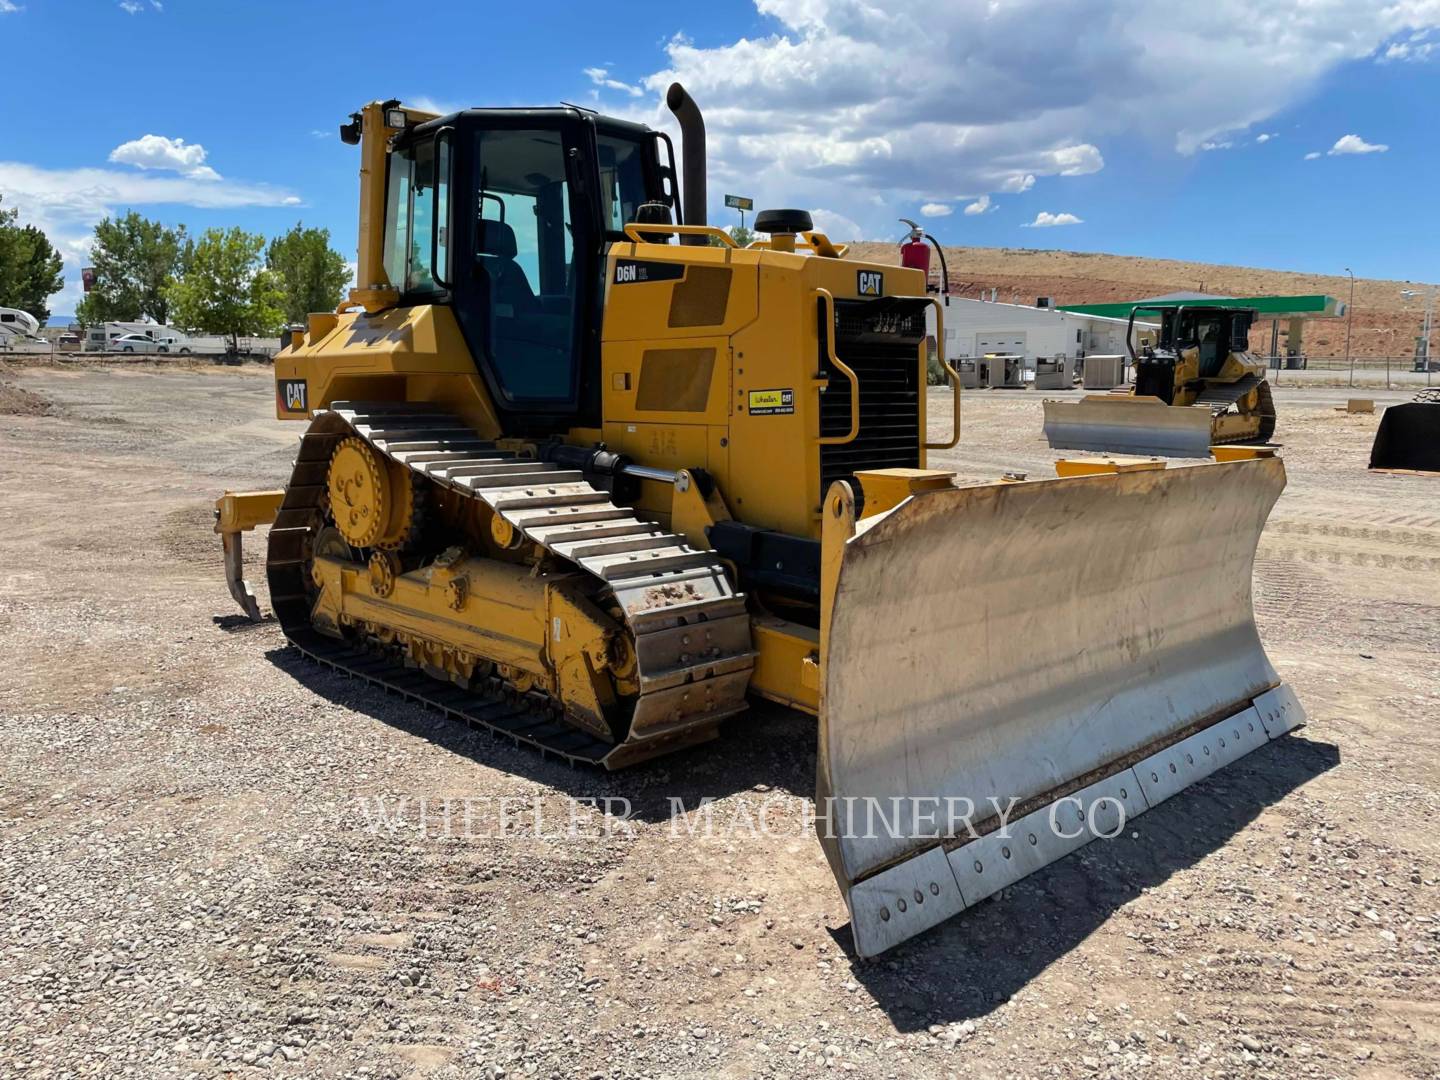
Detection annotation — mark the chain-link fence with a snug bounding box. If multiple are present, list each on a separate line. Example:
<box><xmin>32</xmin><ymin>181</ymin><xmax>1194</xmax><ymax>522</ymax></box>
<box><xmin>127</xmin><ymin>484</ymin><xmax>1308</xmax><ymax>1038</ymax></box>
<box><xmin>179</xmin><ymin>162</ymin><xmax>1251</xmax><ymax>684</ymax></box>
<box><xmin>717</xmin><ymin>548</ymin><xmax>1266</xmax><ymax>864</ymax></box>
<box><xmin>1267</xmin><ymin>355</ymin><xmax>1437</xmax><ymax>389</ymax></box>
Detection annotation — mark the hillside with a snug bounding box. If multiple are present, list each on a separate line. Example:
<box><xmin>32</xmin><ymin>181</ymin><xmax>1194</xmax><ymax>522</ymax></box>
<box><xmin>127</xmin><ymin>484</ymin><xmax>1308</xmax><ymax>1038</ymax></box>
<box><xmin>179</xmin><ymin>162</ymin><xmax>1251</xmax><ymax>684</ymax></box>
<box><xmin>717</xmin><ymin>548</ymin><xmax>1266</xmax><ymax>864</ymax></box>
<box><xmin>845</xmin><ymin>243</ymin><xmax>1433</xmax><ymax>359</ymax></box>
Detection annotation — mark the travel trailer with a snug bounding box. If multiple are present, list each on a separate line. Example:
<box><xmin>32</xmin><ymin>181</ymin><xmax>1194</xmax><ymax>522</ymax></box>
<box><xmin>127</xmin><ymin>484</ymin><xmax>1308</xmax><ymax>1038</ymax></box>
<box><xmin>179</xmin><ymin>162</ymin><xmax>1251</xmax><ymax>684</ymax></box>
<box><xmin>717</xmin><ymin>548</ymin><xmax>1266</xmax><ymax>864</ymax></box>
<box><xmin>0</xmin><ymin>307</ymin><xmax>42</xmax><ymax>349</ymax></box>
<box><xmin>82</xmin><ymin>321</ymin><xmax>196</xmax><ymax>352</ymax></box>
<box><xmin>79</xmin><ymin>321</ymin><xmax>273</xmax><ymax>357</ymax></box>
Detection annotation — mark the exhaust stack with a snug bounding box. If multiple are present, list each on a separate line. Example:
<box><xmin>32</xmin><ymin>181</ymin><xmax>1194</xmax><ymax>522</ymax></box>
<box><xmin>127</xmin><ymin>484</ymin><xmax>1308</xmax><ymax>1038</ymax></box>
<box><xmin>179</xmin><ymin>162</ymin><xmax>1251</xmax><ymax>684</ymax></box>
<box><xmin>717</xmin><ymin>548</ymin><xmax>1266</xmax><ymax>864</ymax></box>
<box><xmin>666</xmin><ymin>82</ymin><xmax>707</xmax><ymax>245</ymax></box>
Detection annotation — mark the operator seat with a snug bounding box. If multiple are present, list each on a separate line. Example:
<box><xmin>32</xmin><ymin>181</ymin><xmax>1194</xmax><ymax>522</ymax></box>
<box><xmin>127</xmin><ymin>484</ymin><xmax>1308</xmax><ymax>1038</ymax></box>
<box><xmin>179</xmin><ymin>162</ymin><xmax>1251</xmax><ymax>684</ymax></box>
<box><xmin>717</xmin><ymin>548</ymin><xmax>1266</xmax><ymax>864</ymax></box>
<box><xmin>474</xmin><ymin>218</ymin><xmax>571</xmax><ymax>397</ymax></box>
<box><xmin>1196</xmin><ymin>319</ymin><xmax>1223</xmax><ymax>377</ymax></box>
<box><xmin>476</xmin><ymin>220</ymin><xmax>538</xmax><ymax>317</ymax></box>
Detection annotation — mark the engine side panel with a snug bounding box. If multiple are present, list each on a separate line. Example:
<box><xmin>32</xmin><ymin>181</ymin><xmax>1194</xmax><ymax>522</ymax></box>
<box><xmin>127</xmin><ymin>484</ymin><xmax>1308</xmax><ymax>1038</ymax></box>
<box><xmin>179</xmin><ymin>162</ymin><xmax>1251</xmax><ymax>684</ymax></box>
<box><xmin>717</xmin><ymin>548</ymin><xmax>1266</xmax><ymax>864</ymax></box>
<box><xmin>600</xmin><ymin>241</ymin><xmax>930</xmax><ymax>540</ymax></box>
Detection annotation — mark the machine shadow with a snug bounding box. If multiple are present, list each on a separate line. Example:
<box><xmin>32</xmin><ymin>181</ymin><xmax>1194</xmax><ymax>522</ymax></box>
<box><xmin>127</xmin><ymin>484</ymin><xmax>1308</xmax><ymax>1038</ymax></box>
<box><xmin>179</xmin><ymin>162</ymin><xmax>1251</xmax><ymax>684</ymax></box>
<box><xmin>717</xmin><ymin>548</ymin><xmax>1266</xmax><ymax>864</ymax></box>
<box><xmin>831</xmin><ymin>734</ymin><xmax>1340</xmax><ymax>1031</ymax></box>
<box><xmin>264</xmin><ymin>644</ymin><xmax>818</xmax><ymax>816</ymax></box>
<box><xmin>213</xmin><ymin>613</ymin><xmax>275</xmax><ymax>632</ymax></box>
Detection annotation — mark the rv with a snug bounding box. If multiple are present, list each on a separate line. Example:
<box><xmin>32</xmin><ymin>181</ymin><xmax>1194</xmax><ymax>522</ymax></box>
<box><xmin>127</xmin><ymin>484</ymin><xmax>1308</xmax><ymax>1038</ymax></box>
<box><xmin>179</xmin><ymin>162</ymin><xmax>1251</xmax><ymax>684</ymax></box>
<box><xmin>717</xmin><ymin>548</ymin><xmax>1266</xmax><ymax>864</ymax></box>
<box><xmin>82</xmin><ymin>321</ymin><xmax>197</xmax><ymax>352</ymax></box>
<box><xmin>0</xmin><ymin>307</ymin><xmax>42</xmax><ymax>347</ymax></box>
<box><xmin>79</xmin><ymin>321</ymin><xmax>252</xmax><ymax>356</ymax></box>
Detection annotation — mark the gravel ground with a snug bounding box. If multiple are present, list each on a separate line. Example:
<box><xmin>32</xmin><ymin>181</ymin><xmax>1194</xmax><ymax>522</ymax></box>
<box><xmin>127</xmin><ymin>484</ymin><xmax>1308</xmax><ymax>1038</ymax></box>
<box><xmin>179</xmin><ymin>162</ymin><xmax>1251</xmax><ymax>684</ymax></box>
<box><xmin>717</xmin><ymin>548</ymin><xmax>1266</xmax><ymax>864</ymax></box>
<box><xmin>1</xmin><ymin>363</ymin><xmax>1437</xmax><ymax>1079</ymax></box>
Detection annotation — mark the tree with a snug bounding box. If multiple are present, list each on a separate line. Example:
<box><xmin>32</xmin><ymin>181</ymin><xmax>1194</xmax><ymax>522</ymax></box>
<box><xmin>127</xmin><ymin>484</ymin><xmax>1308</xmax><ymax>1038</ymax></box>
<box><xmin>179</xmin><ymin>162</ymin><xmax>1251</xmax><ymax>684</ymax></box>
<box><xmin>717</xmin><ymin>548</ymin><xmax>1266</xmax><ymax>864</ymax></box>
<box><xmin>265</xmin><ymin>223</ymin><xmax>351</xmax><ymax>325</ymax></box>
<box><xmin>73</xmin><ymin>212</ymin><xmax>187</xmax><ymax>327</ymax></box>
<box><xmin>167</xmin><ymin>227</ymin><xmax>285</xmax><ymax>347</ymax></box>
<box><xmin>0</xmin><ymin>196</ymin><xmax>66</xmax><ymax>325</ymax></box>
<box><xmin>709</xmin><ymin>224</ymin><xmax>756</xmax><ymax>249</ymax></box>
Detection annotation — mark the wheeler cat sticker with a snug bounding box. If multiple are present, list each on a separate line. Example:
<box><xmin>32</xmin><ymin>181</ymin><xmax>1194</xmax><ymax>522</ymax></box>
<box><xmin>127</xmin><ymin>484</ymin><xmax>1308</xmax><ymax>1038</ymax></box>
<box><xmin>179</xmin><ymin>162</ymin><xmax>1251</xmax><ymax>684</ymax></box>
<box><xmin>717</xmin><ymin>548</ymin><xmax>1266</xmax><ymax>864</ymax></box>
<box><xmin>748</xmin><ymin>388</ymin><xmax>794</xmax><ymax>416</ymax></box>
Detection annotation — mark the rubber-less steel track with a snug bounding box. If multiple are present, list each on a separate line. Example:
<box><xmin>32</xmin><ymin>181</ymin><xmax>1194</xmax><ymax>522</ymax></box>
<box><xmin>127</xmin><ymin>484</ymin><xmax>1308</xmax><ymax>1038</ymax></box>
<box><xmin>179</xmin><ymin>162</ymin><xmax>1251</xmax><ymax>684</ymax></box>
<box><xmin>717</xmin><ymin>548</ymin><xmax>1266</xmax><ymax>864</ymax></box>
<box><xmin>1253</xmin><ymin>379</ymin><xmax>1277</xmax><ymax>442</ymax></box>
<box><xmin>265</xmin><ymin>402</ymin><xmax>755</xmax><ymax>769</ymax></box>
<box><xmin>1194</xmin><ymin>374</ymin><xmax>1276</xmax><ymax>445</ymax></box>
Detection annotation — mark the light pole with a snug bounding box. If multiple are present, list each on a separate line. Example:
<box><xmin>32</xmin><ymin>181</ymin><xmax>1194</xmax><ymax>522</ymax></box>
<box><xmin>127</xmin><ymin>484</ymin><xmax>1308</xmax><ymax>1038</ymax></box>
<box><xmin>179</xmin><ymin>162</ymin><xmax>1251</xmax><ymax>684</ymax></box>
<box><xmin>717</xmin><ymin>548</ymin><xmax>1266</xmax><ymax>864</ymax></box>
<box><xmin>1428</xmin><ymin>287</ymin><xmax>1436</xmax><ymax>387</ymax></box>
<box><xmin>1344</xmin><ymin>268</ymin><xmax>1355</xmax><ymax>388</ymax></box>
<box><xmin>1404</xmin><ymin>286</ymin><xmax>1436</xmax><ymax>386</ymax></box>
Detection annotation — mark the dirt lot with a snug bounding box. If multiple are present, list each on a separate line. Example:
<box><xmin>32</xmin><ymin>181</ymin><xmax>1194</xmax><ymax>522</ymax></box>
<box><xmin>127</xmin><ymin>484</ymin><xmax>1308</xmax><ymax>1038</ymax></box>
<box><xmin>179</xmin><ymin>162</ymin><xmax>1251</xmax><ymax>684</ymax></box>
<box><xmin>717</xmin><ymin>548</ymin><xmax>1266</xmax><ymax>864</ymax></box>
<box><xmin>2</xmin><ymin>363</ymin><xmax>1438</xmax><ymax>1079</ymax></box>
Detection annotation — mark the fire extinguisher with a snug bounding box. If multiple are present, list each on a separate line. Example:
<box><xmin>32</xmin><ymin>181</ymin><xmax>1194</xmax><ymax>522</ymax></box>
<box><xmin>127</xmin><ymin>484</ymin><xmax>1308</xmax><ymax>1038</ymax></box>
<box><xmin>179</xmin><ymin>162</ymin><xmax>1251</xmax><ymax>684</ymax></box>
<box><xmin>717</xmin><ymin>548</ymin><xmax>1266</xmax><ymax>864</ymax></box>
<box><xmin>898</xmin><ymin>219</ymin><xmax>949</xmax><ymax>300</ymax></box>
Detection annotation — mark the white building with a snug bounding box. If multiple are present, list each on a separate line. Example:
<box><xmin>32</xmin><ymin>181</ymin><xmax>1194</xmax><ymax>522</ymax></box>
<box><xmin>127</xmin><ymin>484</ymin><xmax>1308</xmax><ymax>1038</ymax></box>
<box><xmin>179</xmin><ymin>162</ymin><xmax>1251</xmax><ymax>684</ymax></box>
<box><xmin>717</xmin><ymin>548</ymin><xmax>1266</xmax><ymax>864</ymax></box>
<box><xmin>927</xmin><ymin>295</ymin><xmax>1154</xmax><ymax>364</ymax></box>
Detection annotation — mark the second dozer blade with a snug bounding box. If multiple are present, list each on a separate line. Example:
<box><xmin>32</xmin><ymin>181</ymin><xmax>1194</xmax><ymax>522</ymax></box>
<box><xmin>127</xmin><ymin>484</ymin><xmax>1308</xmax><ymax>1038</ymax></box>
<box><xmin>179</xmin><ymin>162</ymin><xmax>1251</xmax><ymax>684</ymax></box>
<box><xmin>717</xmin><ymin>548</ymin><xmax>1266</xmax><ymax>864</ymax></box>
<box><xmin>1043</xmin><ymin>394</ymin><xmax>1216</xmax><ymax>457</ymax></box>
<box><xmin>816</xmin><ymin>457</ymin><xmax>1302</xmax><ymax>957</ymax></box>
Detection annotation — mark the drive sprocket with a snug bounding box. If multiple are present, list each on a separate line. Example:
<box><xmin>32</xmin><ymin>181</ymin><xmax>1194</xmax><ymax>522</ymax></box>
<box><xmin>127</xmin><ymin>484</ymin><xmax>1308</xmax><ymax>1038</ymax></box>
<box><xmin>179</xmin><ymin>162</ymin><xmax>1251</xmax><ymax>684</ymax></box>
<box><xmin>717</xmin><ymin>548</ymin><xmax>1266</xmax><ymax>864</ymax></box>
<box><xmin>326</xmin><ymin>436</ymin><xmax>417</xmax><ymax>550</ymax></box>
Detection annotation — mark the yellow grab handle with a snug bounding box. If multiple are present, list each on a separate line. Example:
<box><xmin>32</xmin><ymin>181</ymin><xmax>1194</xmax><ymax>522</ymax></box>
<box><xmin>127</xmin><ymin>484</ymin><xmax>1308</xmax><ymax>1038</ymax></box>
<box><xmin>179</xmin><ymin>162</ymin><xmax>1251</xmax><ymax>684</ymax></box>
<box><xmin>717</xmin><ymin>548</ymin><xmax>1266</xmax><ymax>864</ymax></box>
<box><xmin>924</xmin><ymin>295</ymin><xmax>962</xmax><ymax>450</ymax></box>
<box><xmin>621</xmin><ymin>222</ymin><xmax>739</xmax><ymax>247</ymax></box>
<box><xmin>746</xmin><ymin>232</ymin><xmax>849</xmax><ymax>258</ymax></box>
<box><xmin>815</xmin><ymin>288</ymin><xmax>861</xmax><ymax>447</ymax></box>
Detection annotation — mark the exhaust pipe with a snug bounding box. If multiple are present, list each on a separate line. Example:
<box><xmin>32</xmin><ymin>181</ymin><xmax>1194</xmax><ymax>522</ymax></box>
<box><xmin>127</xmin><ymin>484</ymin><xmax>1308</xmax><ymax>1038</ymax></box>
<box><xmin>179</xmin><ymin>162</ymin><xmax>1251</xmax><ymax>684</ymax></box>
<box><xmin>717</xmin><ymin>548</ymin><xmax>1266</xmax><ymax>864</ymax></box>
<box><xmin>665</xmin><ymin>82</ymin><xmax>706</xmax><ymax>245</ymax></box>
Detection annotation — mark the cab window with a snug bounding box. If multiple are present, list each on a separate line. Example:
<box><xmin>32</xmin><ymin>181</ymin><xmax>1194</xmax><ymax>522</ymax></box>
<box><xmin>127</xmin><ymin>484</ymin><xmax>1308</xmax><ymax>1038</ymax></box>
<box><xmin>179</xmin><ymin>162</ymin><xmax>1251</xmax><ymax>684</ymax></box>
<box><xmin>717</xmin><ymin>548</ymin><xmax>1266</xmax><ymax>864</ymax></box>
<box><xmin>383</xmin><ymin>137</ymin><xmax>450</xmax><ymax>294</ymax></box>
<box><xmin>596</xmin><ymin>135</ymin><xmax>650</xmax><ymax>235</ymax></box>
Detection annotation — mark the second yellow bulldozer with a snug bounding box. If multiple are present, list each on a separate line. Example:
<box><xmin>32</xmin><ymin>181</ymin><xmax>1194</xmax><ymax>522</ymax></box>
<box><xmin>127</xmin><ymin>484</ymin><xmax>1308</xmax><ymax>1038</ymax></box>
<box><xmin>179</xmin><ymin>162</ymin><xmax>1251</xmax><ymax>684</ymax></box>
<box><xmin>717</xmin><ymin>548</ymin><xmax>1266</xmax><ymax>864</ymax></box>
<box><xmin>216</xmin><ymin>86</ymin><xmax>1304</xmax><ymax>958</ymax></box>
<box><xmin>1044</xmin><ymin>303</ymin><xmax>1277</xmax><ymax>457</ymax></box>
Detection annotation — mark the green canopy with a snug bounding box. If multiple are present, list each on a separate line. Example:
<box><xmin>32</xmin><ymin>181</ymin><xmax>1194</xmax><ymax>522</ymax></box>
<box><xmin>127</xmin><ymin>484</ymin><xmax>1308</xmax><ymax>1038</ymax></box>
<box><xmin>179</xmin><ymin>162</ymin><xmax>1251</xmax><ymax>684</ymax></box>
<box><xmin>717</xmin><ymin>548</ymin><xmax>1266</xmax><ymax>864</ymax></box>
<box><xmin>1059</xmin><ymin>294</ymin><xmax>1344</xmax><ymax>320</ymax></box>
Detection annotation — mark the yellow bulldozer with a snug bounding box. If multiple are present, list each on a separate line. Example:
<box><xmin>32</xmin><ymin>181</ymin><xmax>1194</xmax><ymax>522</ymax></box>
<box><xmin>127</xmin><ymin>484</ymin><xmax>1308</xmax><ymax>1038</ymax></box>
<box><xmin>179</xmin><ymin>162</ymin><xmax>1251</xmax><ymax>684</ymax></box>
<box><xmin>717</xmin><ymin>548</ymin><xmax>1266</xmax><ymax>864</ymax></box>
<box><xmin>1044</xmin><ymin>303</ymin><xmax>1276</xmax><ymax>457</ymax></box>
<box><xmin>215</xmin><ymin>86</ymin><xmax>1304</xmax><ymax>958</ymax></box>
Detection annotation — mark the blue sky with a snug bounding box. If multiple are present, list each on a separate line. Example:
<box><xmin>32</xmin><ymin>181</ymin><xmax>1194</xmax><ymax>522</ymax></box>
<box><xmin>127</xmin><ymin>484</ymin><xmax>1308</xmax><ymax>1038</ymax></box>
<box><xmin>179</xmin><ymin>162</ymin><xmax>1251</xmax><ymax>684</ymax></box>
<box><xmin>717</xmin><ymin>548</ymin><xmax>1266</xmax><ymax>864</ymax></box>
<box><xmin>3</xmin><ymin>0</ymin><xmax>1438</xmax><ymax>317</ymax></box>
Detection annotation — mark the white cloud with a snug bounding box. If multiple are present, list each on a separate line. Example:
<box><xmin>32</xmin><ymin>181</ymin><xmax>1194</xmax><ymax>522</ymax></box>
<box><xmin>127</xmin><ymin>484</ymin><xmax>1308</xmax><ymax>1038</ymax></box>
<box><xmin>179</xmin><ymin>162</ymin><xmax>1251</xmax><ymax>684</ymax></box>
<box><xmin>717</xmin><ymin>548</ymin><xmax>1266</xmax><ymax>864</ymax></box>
<box><xmin>109</xmin><ymin>135</ymin><xmax>220</xmax><ymax>179</ymax></box>
<box><xmin>309</xmin><ymin>129</ymin><xmax>331</xmax><ymax>140</ymax></box>
<box><xmin>1023</xmin><ymin>211</ymin><xmax>1083</xmax><ymax>228</ymax></box>
<box><xmin>118</xmin><ymin>0</ymin><xmax>143</xmax><ymax>12</ymax></box>
<box><xmin>920</xmin><ymin>202</ymin><xmax>954</xmax><ymax>217</ymax></box>
<box><xmin>0</xmin><ymin>1</ymin><xmax>23</xmax><ymax>13</ymax></box>
<box><xmin>809</xmin><ymin>208</ymin><xmax>862</xmax><ymax>240</ymax></box>
<box><xmin>584</xmin><ymin>66</ymin><xmax>644</xmax><ymax>98</ymax></box>
<box><xmin>0</xmin><ymin>161</ymin><xmax>302</xmax><ymax>315</ymax></box>
<box><xmin>1255</xmin><ymin>132</ymin><xmax>1277</xmax><ymax>143</ymax></box>
<box><xmin>1304</xmin><ymin>151</ymin><xmax>1322</xmax><ymax>160</ymax></box>
<box><xmin>1041</xmin><ymin>144</ymin><xmax>1104</xmax><ymax>175</ymax></box>
<box><xmin>409</xmin><ymin>96</ymin><xmax>465</xmax><ymax>116</ymax></box>
<box><xmin>962</xmin><ymin>195</ymin><xmax>994</xmax><ymax>216</ymax></box>
<box><xmin>1379</xmin><ymin>29</ymin><xmax>1437</xmax><ymax>61</ymax></box>
<box><xmin>1199</xmin><ymin>140</ymin><xmax>1234</xmax><ymax>151</ymax></box>
<box><xmin>999</xmin><ymin>173</ymin><xmax>1035</xmax><ymax>193</ymax></box>
<box><xmin>639</xmin><ymin>0</ymin><xmax>1440</xmax><ymax>234</ymax></box>
<box><xmin>1329</xmin><ymin>133</ymin><xmax>1389</xmax><ymax>155</ymax></box>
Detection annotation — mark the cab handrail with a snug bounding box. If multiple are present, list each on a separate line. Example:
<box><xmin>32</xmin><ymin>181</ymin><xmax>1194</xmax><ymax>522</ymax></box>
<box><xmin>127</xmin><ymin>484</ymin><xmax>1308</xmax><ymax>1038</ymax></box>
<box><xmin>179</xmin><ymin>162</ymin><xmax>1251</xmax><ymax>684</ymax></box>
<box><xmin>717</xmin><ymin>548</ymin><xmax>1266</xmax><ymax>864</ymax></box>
<box><xmin>814</xmin><ymin>287</ymin><xmax>861</xmax><ymax>447</ymax></box>
<box><xmin>923</xmin><ymin>295</ymin><xmax>962</xmax><ymax>450</ymax></box>
<box><xmin>747</xmin><ymin>232</ymin><xmax>849</xmax><ymax>258</ymax></box>
<box><xmin>622</xmin><ymin>222</ymin><xmax>738</xmax><ymax>247</ymax></box>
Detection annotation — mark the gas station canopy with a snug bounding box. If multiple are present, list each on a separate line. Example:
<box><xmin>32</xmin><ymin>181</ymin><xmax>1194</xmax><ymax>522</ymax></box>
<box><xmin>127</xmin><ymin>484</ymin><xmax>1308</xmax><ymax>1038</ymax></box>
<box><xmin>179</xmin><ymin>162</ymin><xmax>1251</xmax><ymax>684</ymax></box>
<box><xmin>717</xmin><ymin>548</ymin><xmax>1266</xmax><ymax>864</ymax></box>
<box><xmin>1058</xmin><ymin>292</ymin><xmax>1346</xmax><ymax>320</ymax></box>
<box><xmin>1058</xmin><ymin>291</ymin><xmax>1345</xmax><ymax>362</ymax></box>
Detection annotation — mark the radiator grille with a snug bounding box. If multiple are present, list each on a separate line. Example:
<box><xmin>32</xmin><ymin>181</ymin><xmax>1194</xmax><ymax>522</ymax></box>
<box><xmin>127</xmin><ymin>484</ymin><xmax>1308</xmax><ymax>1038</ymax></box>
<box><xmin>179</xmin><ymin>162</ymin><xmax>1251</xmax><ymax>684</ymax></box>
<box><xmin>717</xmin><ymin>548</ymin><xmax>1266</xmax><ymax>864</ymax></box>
<box><xmin>818</xmin><ymin>297</ymin><xmax>927</xmax><ymax>513</ymax></box>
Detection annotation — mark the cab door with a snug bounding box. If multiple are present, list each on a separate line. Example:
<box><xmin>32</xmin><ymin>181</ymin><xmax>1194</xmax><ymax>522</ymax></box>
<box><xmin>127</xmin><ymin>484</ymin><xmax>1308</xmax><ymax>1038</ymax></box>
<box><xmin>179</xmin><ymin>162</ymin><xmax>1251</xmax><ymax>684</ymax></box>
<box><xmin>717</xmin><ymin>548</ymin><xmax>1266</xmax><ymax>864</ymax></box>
<box><xmin>445</xmin><ymin>113</ymin><xmax>604</xmax><ymax>433</ymax></box>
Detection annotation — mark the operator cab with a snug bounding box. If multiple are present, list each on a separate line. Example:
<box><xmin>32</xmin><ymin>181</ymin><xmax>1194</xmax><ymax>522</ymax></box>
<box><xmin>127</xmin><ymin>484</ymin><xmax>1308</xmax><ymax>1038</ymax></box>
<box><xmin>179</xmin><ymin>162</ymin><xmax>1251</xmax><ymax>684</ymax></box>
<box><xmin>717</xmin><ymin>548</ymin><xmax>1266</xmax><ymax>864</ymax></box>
<box><xmin>1130</xmin><ymin>304</ymin><xmax>1257</xmax><ymax>400</ymax></box>
<box><xmin>381</xmin><ymin>108</ymin><xmax>679</xmax><ymax>432</ymax></box>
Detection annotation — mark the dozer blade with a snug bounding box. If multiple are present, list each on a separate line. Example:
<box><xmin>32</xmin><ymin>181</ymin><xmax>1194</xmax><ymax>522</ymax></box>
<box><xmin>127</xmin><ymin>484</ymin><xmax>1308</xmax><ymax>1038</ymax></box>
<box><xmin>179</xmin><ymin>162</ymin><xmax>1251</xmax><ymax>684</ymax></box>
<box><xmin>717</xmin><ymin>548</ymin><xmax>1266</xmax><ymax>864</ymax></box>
<box><xmin>1369</xmin><ymin>401</ymin><xmax>1440</xmax><ymax>473</ymax></box>
<box><xmin>816</xmin><ymin>458</ymin><xmax>1304</xmax><ymax>958</ymax></box>
<box><xmin>1043</xmin><ymin>394</ymin><xmax>1215</xmax><ymax>458</ymax></box>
